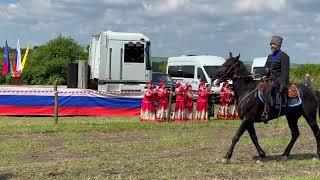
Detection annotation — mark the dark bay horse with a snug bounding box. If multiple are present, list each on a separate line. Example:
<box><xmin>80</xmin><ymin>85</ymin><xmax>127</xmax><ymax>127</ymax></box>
<box><xmin>215</xmin><ymin>52</ymin><xmax>320</xmax><ymax>163</ymax></box>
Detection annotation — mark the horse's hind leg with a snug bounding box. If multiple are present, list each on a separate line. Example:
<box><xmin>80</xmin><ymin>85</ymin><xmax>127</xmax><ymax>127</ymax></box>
<box><xmin>303</xmin><ymin>112</ymin><xmax>320</xmax><ymax>159</ymax></box>
<box><xmin>247</xmin><ymin>123</ymin><xmax>266</xmax><ymax>160</ymax></box>
<box><xmin>282</xmin><ymin>115</ymin><xmax>300</xmax><ymax>160</ymax></box>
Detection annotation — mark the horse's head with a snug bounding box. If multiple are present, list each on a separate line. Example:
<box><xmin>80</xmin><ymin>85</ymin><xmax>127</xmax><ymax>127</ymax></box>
<box><xmin>215</xmin><ymin>52</ymin><xmax>248</xmax><ymax>85</ymax></box>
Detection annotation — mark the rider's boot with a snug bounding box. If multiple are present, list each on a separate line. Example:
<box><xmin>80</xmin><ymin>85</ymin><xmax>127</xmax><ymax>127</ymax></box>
<box><xmin>261</xmin><ymin>111</ymin><xmax>270</xmax><ymax>124</ymax></box>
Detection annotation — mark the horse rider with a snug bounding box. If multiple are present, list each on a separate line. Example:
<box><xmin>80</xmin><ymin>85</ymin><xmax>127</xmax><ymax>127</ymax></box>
<box><xmin>261</xmin><ymin>35</ymin><xmax>290</xmax><ymax>123</ymax></box>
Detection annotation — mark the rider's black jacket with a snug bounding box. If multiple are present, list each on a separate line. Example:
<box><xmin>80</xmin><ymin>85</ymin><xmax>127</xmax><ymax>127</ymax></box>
<box><xmin>265</xmin><ymin>50</ymin><xmax>290</xmax><ymax>91</ymax></box>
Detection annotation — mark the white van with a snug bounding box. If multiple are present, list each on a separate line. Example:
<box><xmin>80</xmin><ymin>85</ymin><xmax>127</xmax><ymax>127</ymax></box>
<box><xmin>166</xmin><ymin>55</ymin><xmax>226</xmax><ymax>93</ymax></box>
<box><xmin>251</xmin><ymin>57</ymin><xmax>267</xmax><ymax>80</ymax></box>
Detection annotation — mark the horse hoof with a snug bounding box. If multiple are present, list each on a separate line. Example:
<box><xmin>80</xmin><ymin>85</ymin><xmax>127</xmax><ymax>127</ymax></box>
<box><xmin>280</xmin><ymin>155</ymin><xmax>288</xmax><ymax>161</ymax></box>
<box><xmin>312</xmin><ymin>157</ymin><xmax>319</xmax><ymax>161</ymax></box>
<box><xmin>253</xmin><ymin>155</ymin><xmax>266</xmax><ymax>161</ymax></box>
<box><xmin>252</xmin><ymin>156</ymin><xmax>259</xmax><ymax>160</ymax></box>
<box><xmin>221</xmin><ymin>158</ymin><xmax>230</xmax><ymax>164</ymax></box>
<box><xmin>256</xmin><ymin>159</ymin><xmax>264</xmax><ymax>164</ymax></box>
<box><xmin>252</xmin><ymin>156</ymin><xmax>265</xmax><ymax>160</ymax></box>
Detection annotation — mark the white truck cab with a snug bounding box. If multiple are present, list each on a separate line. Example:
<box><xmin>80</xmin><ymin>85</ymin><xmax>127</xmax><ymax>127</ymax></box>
<box><xmin>89</xmin><ymin>30</ymin><xmax>151</xmax><ymax>83</ymax></box>
<box><xmin>251</xmin><ymin>57</ymin><xmax>267</xmax><ymax>80</ymax></box>
<box><xmin>166</xmin><ymin>55</ymin><xmax>226</xmax><ymax>93</ymax></box>
<box><xmin>88</xmin><ymin>30</ymin><xmax>152</xmax><ymax>92</ymax></box>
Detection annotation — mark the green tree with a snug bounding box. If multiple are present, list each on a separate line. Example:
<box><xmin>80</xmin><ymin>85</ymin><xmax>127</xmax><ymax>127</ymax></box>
<box><xmin>22</xmin><ymin>35</ymin><xmax>88</xmax><ymax>85</ymax></box>
<box><xmin>152</xmin><ymin>61</ymin><xmax>167</xmax><ymax>72</ymax></box>
<box><xmin>290</xmin><ymin>64</ymin><xmax>320</xmax><ymax>90</ymax></box>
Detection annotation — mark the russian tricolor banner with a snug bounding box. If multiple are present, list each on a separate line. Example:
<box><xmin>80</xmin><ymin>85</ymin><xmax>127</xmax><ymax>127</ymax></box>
<box><xmin>0</xmin><ymin>87</ymin><xmax>143</xmax><ymax>116</ymax></box>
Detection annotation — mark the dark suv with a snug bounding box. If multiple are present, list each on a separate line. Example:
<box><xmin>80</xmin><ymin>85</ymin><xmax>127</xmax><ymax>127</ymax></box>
<box><xmin>151</xmin><ymin>72</ymin><xmax>175</xmax><ymax>90</ymax></box>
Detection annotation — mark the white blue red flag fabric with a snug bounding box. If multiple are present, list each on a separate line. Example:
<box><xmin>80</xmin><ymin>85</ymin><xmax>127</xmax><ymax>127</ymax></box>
<box><xmin>13</xmin><ymin>39</ymin><xmax>22</xmax><ymax>77</ymax></box>
<box><xmin>2</xmin><ymin>41</ymin><xmax>11</xmax><ymax>78</ymax></box>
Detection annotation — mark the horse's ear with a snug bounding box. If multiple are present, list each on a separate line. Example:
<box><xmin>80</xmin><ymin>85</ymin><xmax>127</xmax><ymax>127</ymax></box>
<box><xmin>229</xmin><ymin>52</ymin><xmax>233</xmax><ymax>58</ymax></box>
<box><xmin>235</xmin><ymin>53</ymin><xmax>240</xmax><ymax>60</ymax></box>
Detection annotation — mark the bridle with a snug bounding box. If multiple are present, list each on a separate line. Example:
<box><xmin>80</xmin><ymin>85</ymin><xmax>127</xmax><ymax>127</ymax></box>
<box><xmin>219</xmin><ymin>60</ymin><xmax>240</xmax><ymax>81</ymax></box>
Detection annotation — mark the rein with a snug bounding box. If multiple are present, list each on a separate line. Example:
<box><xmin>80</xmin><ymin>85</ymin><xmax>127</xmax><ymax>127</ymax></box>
<box><xmin>238</xmin><ymin>86</ymin><xmax>259</xmax><ymax>107</ymax></box>
<box><xmin>220</xmin><ymin>61</ymin><xmax>240</xmax><ymax>80</ymax></box>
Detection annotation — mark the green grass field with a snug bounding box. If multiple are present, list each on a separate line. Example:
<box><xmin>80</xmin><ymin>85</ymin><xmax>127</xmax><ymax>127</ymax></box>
<box><xmin>1</xmin><ymin>116</ymin><xmax>320</xmax><ymax>179</ymax></box>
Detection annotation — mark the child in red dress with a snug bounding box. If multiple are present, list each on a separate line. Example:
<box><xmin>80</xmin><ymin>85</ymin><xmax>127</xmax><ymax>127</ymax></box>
<box><xmin>172</xmin><ymin>82</ymin><xmax>185</xmax><ymax>121</ymax></box>
<box><xmin>184</xmin><ymin>84</ymin><xmax>194</xmax><ymax>120</ymax></box>
<box><xmin>140</xmin><ymin>82</ymin><xmax>156</xmax><ymax>122</ymax></box>
<box><xmin>156</xmin><ymin>82</ymin><xmax>170</xmax><ymax>121</ymax></box>
<box><xmin>195</xmin><ymin>81</ymin><xmax>211</xmax><ymax>120</ymax></box>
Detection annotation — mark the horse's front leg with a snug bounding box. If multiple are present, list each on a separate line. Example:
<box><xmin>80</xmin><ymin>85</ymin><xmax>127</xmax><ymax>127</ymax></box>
<box><xmin>223</xmin><ymin>120</ymin><xmax>248</xmax><ymax>163</ymax></box>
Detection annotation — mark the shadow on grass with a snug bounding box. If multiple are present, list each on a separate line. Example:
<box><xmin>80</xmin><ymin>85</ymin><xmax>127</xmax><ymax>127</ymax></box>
<box><xmin>264</xmin><ymin>153</ymin><xmax>318</xmax><ymax>161</ymax></box>
<box><xmin>0</xmin><ymin>173</ymin><xmax>13</xmax><ymax>180</ymax></box>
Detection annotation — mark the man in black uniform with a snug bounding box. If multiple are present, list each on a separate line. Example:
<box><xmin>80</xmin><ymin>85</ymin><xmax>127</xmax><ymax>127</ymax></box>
<box><xmin>261</xmin><ymin>35</ymin><xmax>290</xmax><ymax>122</ymax></box>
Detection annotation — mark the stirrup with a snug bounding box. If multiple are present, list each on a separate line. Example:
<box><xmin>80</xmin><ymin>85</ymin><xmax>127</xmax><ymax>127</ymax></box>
<box><xmin>261</xmin><ymin>112</ymin><xmax>269</xmax><ymax>124</ymax></box>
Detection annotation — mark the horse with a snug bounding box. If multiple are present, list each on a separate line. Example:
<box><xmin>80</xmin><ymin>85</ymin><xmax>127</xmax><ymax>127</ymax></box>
<box><xmin>214</xmin><ymin>52</ymin><xmax>320</xmax><ymax>163</ymax></box>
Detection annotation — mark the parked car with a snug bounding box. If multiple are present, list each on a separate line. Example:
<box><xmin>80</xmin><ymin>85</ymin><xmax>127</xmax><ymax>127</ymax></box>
<box><xmin>151</xmin><ymin>72</ymin><xmax>175</xmax><ymax>90</ymax></box>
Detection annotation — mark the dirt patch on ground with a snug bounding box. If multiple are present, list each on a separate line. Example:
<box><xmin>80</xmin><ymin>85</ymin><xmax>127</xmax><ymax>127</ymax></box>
<box><xmin>10</xmin><ymin>131</ymin><xmax>156</xmax><ymax>163</ymax></box>
<box><xmin>104</xmin><ymin>121</ymin><xmax>320</xmax><ymax>179</ymax></box>
<box><xmin>84</xmin><ymin>130</ymin><xmax>157</xmax><ymax>144</ymax></box>
<box><xmin>2</xmin><ymin>120</ymin><xmax>320</xmax><ymax>179</ymax></box>
<box><xmin>11</xmin><ymin>133</ymin><xmax>94</xmax><ymax>163</ymax></box>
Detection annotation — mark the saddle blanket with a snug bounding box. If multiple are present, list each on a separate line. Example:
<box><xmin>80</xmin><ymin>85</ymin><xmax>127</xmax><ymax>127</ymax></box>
<box><xmin>258</xmin><ymin>90</ymin><xmax>302</xmax><ymax>107</ymax></box>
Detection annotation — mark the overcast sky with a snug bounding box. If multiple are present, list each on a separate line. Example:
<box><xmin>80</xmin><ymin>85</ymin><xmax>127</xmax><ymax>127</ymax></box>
<box><xmin>1</xmin><ymin>0</ymin><xmax>320</xmax><ymax>63</ymax></box>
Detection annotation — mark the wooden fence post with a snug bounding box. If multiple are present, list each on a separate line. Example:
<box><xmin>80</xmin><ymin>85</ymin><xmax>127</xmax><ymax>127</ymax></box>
<box><xmin>54</xmin><ymin>81</ymin><xmax>59</xmax><ymax>124</ymax></box>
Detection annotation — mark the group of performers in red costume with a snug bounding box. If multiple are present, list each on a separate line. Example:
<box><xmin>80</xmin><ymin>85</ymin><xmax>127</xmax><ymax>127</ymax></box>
<box><xmin>139</xmin><ymin>81</ymin><xmax>239</xmax><ymax>122</ymax></box>
<box><xmin>139</xmin><ymin>82</ymin><xmax>169</xmax><ymax>122</ymax></box>
<box><xmin>171</xmin><ymin>81</ymin><xmax>211</xmax><ymax>121</ymax></box>
<box><xmin>216</xmin><ymin>82</ymin><xmax>240</xmax><ymax>119</ymax></box>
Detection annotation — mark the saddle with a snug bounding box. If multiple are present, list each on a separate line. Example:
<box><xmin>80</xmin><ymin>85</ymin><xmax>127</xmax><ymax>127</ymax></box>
<box><xmin>287</xmin><ymin>83</ymin><xmax>299</xmax><ymax>98</ymax></box>
<box><xmin>257</xmin><ymin>80</ymin><xmax>302</xmax><ymax>107</ymax></box>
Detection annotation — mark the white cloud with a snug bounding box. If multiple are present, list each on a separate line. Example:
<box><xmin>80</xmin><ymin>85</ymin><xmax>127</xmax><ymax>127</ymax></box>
<box><xmin>311</xmin><ymin>35</ymin><xmax>320</xmax><ymax>41</ymax></box>
<box><xmin>295</xmin><ymin>42</ymin><xmax>310</xmax><ymax>49</ymax></box>
<box><xmin>142</xmin><ymin>0</ymin><xmax>190</xmax><ymax>16</ymax></box>
<box><xmin>257</xmin><ymin>28</ymin><xmax>273</xmax><ymax>38</ymax></box>
<box><xmin>226</xmin><ymin>30</ymin><xmax>253</xmax><ymax>44</ymax></box>
<box><xmin>232</xmin><ymin>0</ymin><xmax>286</xmax><ymax>13</ymax></box>
<box><xmin>315</xmin><ymin>14</ymin><xmax>320</xmax><ymax>22</ymax></box>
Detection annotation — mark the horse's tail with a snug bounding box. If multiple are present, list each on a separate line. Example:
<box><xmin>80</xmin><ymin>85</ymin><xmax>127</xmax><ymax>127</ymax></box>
<box><xmin>316</xmin><ymin>90</ymin><xmax>320</xmax><ymax>118</ymax></box>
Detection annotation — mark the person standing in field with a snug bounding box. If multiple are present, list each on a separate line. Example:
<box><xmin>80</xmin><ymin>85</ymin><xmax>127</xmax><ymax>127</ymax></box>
<box><xmin>140</xmin><ymin>82</ymin><xmax>156</xmax><ymax>122</ymax></box>
<box><xmin>172</xmin><ymin>82</ymin><xmax>185</xmax><ymax>121</ymax></box>
<box><xmin>217</xmin><ymin>82</ymin><xmax>232</xmax><ymax>119</ymax></box>
<box><xmin>184</xmin><ymin>84</ymin><xmax>194</xmax><ymax>120</ymax></box>
<box><xmin>195</xmin><ymin>81</ymin><xmax>211</xmax><ymax>120</ymax></box>
<box><xmin>156</xmin><ymin>82</ymin><xmax>170</xmax><ymax>121</ymax></box>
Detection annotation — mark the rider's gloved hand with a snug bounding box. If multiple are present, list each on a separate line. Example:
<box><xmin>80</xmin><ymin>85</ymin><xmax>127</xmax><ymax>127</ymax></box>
<box><xmin>279</xmin><ymin>84</ymin><xmax>287</xmax><ymax>93</ymax></box>
<box><xmin>265</xmin><ymin>68</ymin><xmax>271</xmax><ymax>76</ymax></box>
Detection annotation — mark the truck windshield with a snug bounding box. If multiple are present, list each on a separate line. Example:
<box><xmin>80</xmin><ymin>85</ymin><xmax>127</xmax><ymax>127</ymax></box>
<box><xmin>168</xmin><ymin>65</ymin><xmax>194</xmax><ymax>78</ymax></box>
<box><xmin>124</xmin><ymin>42</ymin><xmax>144</xmax><ymax>63</ymax></box>
<box><xmin>253</xmin><ymin>67</ymin><xmax>265</xmax><ymax>75</ymax></box>
<box><xmin>203</xmin><ymin>66</ymin><xmax>221</xmax><ymax>78</ymax></box>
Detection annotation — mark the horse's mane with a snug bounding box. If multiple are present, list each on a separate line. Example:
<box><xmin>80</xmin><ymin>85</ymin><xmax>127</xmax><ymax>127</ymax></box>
<box><xmin>236</xmin><ymin>59</ymin><xmax>251</xmax><ymax>77</ymax></box>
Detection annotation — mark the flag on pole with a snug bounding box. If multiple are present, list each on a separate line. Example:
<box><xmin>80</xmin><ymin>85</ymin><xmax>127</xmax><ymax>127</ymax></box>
<box><xmin>13</xmin><ymin>39</ymin><xmax>22</xmax><ymax>77</ymax></box>
<box><xmin>21</xmin><ymin>42</ymin><xmax>30</xmax><ymax>73</ymax></box>
<box><xmin>2</xmin><ymin>41</ymin><xmax>11</xmax><ymax>78</ymax></box>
